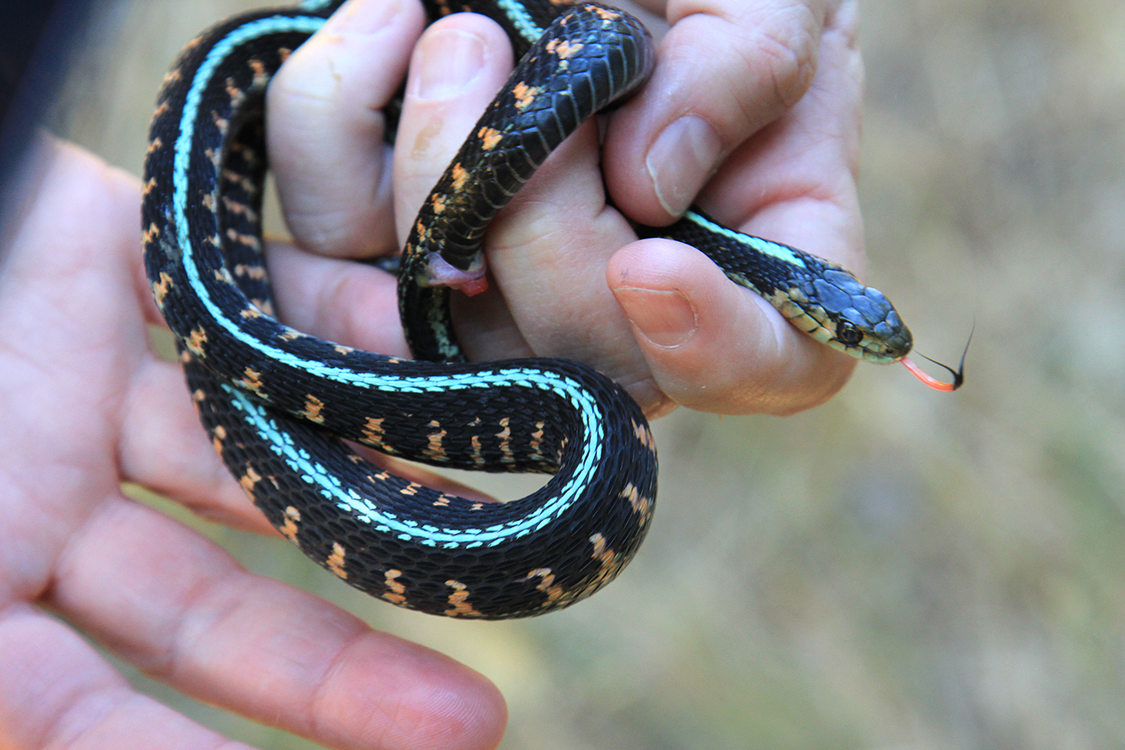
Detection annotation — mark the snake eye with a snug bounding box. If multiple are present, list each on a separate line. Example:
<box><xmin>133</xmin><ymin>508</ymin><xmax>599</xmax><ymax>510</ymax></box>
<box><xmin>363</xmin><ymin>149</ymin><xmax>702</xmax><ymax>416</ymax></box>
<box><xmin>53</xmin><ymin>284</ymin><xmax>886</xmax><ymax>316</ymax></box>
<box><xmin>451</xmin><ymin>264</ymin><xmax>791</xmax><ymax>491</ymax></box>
<box><xmin>835</xmin><ymin>320</ymin><xmax>863</xmax><ymax>346</ymax></box>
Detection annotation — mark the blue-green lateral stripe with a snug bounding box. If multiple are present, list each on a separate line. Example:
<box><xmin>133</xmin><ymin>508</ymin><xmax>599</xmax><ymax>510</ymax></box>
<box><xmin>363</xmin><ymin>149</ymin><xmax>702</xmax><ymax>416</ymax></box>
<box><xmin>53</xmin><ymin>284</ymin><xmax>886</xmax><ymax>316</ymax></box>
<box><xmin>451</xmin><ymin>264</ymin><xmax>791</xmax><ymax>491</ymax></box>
<box><xmin>495</xmin><ymin>0</ymin><xmax>545</xmax><ymax>42</ymax></box>
<box><xmin>225</xmin><ymin>385</ymin><xmax>601</xmax><ymax>546</ymax></box>
<box><xmin>172</xmin><ymin>12</ymin><xmax>608</xmax><ymax>545</ymax></box>
<box><xmin>170</xmin><ymin>14</ymin><xmax>599</xmax><ymax>402</ymax></box>
<box><xmin>684</xmin><ymin>210</ymin><xmax>807</xmax><ymax>269</ymax></box>
<box><xmin>173</xmin><ymin>14</ymin><xmax>326</xmax><ymax>349</ymax></box>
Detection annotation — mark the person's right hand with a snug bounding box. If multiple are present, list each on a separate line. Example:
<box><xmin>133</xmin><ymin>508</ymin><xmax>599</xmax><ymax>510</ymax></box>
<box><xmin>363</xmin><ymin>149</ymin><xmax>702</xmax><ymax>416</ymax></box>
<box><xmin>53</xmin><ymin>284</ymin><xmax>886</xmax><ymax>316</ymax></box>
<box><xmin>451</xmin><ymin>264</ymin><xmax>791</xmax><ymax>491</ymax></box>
<box><xmin>269</xmin><ymin>0</ymin><xmax>868</xmax><ymax>417</ymax></box>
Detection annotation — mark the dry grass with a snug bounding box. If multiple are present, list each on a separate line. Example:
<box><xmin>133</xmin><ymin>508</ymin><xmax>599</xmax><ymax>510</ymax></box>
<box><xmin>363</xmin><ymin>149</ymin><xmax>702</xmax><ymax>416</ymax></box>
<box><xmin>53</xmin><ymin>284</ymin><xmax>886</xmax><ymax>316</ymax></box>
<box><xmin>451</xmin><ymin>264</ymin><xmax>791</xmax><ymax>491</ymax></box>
<box><xmin>53</xmin><ymin>0</ymin><xmax>1125</xmax><ymax>747</ymax></box>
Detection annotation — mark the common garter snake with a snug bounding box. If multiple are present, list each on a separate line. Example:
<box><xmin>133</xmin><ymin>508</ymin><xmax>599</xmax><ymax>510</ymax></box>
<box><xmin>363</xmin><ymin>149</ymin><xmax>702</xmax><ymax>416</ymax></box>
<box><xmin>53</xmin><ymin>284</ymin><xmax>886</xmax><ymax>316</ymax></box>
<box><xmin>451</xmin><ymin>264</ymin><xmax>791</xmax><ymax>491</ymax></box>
<box><xmin>142</xmin><ymin>0</ymin><xmax>957</xmax><ymax>619</ymax></box>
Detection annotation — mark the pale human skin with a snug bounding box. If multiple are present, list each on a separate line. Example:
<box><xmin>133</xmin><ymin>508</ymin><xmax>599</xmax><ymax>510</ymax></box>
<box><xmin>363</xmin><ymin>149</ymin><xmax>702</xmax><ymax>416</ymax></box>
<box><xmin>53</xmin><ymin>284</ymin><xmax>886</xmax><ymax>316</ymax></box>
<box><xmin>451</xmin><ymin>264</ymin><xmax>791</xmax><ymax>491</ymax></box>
<box><xmin>0</xmin><ymin>0</ymin><xmax>863</xmax><ymax>747</ymax></box>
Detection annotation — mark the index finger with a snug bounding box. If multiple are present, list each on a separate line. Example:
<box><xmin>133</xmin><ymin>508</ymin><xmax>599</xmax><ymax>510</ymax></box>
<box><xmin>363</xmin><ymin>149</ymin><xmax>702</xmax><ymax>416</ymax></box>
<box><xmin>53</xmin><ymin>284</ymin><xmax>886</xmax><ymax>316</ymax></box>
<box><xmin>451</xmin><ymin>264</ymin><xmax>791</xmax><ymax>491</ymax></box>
<box><xmin>267</xmin><ymin>0</ymin><xmax>425</xmax><ymax>259</ymax></box>
<box><xmin>43</xmin><ymin>495</ymin><xmax>507</xmax><ymax>749</ymax></box>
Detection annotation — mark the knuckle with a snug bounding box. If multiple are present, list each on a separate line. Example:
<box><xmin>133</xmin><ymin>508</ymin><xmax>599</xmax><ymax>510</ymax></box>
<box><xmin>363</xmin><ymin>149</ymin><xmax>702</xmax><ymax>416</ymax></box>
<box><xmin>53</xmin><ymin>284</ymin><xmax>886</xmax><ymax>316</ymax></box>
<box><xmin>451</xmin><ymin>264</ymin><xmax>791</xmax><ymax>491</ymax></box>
<box><xmin>740</xmin><ymin>4</ymin><xmax>821</xmax><ymax>107</ymax></box>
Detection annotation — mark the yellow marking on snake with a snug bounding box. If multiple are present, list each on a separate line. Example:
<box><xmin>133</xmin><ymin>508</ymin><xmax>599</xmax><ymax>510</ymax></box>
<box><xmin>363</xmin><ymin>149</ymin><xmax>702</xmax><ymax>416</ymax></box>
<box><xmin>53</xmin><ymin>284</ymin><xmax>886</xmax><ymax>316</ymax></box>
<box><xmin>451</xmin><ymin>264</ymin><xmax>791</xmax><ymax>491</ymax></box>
<box><xmin>589</xmin><ymin>533</ymin><xmax>617</xmax><ymax>570</ymax></box>
<box><xmin>143</xmin><ymin>222</ymin><xmax>160</xmax><ymax>245</ymax></box>
<box><xmin>511</xmin><ymin>81</ymin><xmax>541</xmax><ymax>110</ymax></box>
<box><xmin>444</xmin><ymin>580</ymin><xmax>481</xmax><ymax>617</ymax></box>
<box><xmin>151</xmin><ymin>271</ymin><xmax>173</xmax><ymax>307</ymax></box>
<box><xmin>250</xmin><ymin>298</ymin><xmax>274</xmax><ymax>316</ymax></box>
<box><xmin>361</xmin><ymin>417</ymin><xmax>386</xmax><ymax>445</ymax></box>
<box><xmin>424</xmin><ymin>420</ymin><xmax>447</xmax><ymax>461</ymax></box>
<box><xmin>524</xmin><ymin>568</ymin><xmax>564</xmax><ymax>605</ymax></box>
<box><xmin>279</xmin><ymin>505</ymin><xmax>301</xmax><ymax>543</ymax></box>
<box><xmin>225</xmin><ymin>227</ymin><xmax>260</xmax><ymax>249</ymax></box>
<box><xmin>211</xmin><ymin>424</ymin><xmax>227</xmax><ymax>457</ymax></box>
<box><xmin>239</xmin><ymin>463</ymin><xmax>262</xmax><ymax>494</ymax></box>
<box><xmin>236</xmin><ymin>367</ymin><xmax>265</xmax><ymax>397</ymax></box>
<box><xmin>221</xmin><ymin>169</ymin><xmax>254</xmax><ymax>192</ymax></box>
<box><xmin>299</xmin><ymin>394</ymin><xmax>325</xmax><ymax>423</ymax></box>
<box><xmin>248</xmin><ymin>58</ymin><xmax>268</xmax><ymax>81</ymax></box>
<box><xmin>382</xmin><ymin>569</ymin><xmax>407</xmax><ymax>605</ymax></box>
<box><xmin>529</xmin><ymin>421</ymin><xmax>545</xmax><ymax>455</ymax></box>
<box><xmin>222</xmin><ymin>196</ymin><xmax>257</xmax><ymax>219</ymax></box>
<box><xmin>186</xmin><ymin>326</ymin><xmax>208</xmax><ymax>357</ymax></box>
<box><xmin>619</xmin><ymin>482</ymin><xmax>652</xmax><ymax>521</ymax></box>
<box><xmin>326</xmin><ymin>542</ymin><xmax>347</xmax><ymax>579</ymax></box>
<box><xmin>450</xmin><ymin>163</ymin><xmax>468</xmax><ymax>190</ymax></box>
<box><xmin>213</xmin><ymin>268</ymin><xmax>235</xmax><ymax>286</ymax></box>
<box><xmin>496</xmin><ymin>417</ymin><xmax>513</xmax><ymax>463</ymax></box>
<box><xmin>546</xmin><ymin>38</ymin><xmax>583</xmax><ymax>59</ymax></box>
<box><xmin>477</xmin><ymin>125</ymin><xmax>502</xmax><ymax>150</ymax></box>
<box><xmin>631</xmin><ymin>418</ymin><xmax>655</xmax><ymax>453</ymax></box>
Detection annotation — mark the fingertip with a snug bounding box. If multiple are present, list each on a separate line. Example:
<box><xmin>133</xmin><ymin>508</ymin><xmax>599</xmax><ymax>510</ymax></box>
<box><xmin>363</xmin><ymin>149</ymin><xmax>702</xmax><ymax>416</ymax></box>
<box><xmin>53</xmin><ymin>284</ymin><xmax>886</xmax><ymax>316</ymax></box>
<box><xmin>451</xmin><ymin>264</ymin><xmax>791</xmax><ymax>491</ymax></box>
<box><xmin>268</xmin><ymin>0</ymin><xmax>426</xmax><ymax>258</ymax></box>
<box><xmin>608</xmin><ymin>239</ymin><xmax>705</xmax><ymax>349</ymax></box>
<box><xmin>406</xmin><ymin>14</ymin><xmax>510</xmax><ymax>103</ymax></box>
<box><xmin>394</xmin><ymin>13</ymin><xmax>514</xmax><ymax>235</ymax></box>
<box><xmin>321</xmin><ymin>634</ymin><xmax>507</xmax><ymax>750</ymax></box>
<box><xmin>409</xmin><ymin>661</ymin><xmax>508</xmax><ymax>750</ymax></box>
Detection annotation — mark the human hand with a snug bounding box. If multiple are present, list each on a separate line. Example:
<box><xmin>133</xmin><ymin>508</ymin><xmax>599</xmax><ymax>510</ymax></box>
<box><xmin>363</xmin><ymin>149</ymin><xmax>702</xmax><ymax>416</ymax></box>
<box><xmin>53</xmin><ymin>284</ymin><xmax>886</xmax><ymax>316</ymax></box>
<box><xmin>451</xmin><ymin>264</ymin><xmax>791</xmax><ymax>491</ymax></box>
<box><xmin>269</xmin><ymin>0</ymin><xmax>866</xmax><ymax>417</ymax></box>
<box><xmin>604</xmin><ymin>0</ymin><xmax>867</xmax><ymax>414</ymax></box>
<box><xmin>0</xmin><ymin>138</ymin><xmax>505</xmax><ymax>748</ymax></box>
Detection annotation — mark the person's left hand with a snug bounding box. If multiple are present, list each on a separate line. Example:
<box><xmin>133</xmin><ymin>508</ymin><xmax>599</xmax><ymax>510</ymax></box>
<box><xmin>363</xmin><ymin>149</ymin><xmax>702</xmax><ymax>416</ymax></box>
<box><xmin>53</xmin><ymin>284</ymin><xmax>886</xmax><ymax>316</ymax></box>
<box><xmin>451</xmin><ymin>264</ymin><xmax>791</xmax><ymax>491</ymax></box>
<box><xmin>0</xmin><ymin>137</ymin><xmax>506</xmax><ymax>749</ymax></box>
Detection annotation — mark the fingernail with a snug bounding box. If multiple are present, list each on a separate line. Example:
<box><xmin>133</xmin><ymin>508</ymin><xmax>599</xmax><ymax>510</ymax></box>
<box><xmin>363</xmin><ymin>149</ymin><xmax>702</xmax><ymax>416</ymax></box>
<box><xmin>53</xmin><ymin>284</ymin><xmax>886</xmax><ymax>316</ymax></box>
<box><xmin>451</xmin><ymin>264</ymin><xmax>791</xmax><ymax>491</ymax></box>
<box><xmin>614</xmin><ymin>287</ymin><xmax>698</xmax><ymax>348</ymax></box>
<box><xmin>645</xmin><ymin>116</ymin><xmax>721</xmax><ymax>217</ymax></box>
<box><xmin>411</xmin><ymin>29</ymin><xmax>487</xmax><ymax>100</ymax></box>
<box><xmin>330</xmin><ymin>0</ymin><xmax>402</xmax><ymax>35</ymax></box>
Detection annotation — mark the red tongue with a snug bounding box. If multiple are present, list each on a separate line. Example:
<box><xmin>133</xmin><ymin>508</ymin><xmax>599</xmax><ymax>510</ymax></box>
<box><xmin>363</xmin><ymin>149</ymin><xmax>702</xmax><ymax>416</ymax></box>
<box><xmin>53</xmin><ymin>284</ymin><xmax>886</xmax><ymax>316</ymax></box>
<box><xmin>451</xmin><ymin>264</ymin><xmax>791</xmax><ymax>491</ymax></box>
<box><xmin>902</xmin><ymin>357</ymin><xmax>959</xmax><ymax>391</ymax></box>
<box><xmin>900</xmin><ymin>325</ymin><xmax>972</xmax><ymax>392</ymax></box>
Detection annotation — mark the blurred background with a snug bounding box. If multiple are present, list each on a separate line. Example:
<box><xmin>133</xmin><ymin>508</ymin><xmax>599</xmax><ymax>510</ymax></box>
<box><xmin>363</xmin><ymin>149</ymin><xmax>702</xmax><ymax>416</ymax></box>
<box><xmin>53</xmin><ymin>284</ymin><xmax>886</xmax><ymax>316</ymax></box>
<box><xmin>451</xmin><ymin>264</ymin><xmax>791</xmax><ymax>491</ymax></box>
<box><xmin>42</xmin><ymin>0</ymin><xmax>1125</xmax><ymax>747</ymax></box>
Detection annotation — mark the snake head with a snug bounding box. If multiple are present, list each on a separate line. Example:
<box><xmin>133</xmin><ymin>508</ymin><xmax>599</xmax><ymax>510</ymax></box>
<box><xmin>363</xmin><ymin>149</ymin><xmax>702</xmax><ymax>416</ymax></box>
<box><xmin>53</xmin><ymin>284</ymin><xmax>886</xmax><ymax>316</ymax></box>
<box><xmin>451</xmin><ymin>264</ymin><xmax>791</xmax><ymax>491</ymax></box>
<box><xmin>825</xmin><ymin>277</ymin><xmax>914</xmax><ymax>363</ymax></box>
<box><xmin>775</xmin><ymin>264</ymin><xmax>914</xmax><ymax>364</ymax></box>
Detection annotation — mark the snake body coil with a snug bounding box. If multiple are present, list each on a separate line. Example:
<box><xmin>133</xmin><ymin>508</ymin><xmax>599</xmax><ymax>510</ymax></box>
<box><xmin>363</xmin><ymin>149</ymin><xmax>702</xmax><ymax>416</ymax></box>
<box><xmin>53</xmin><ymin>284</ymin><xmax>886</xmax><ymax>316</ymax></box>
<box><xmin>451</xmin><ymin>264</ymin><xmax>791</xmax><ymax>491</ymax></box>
<box><xmin>143</xmin><ymin>0</ymin><xmax>913</xmax><ymax>618</ymax></box>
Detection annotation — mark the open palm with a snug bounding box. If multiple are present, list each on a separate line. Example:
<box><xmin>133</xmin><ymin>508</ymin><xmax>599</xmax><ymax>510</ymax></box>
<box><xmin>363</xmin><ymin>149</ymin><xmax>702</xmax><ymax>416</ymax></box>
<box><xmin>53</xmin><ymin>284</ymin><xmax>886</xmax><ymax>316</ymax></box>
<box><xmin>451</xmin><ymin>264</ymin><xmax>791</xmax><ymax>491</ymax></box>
<box><xmin>0</xmin><ymin>139</ymin><xmax>505</xmax><ymax>749</ymax></box>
